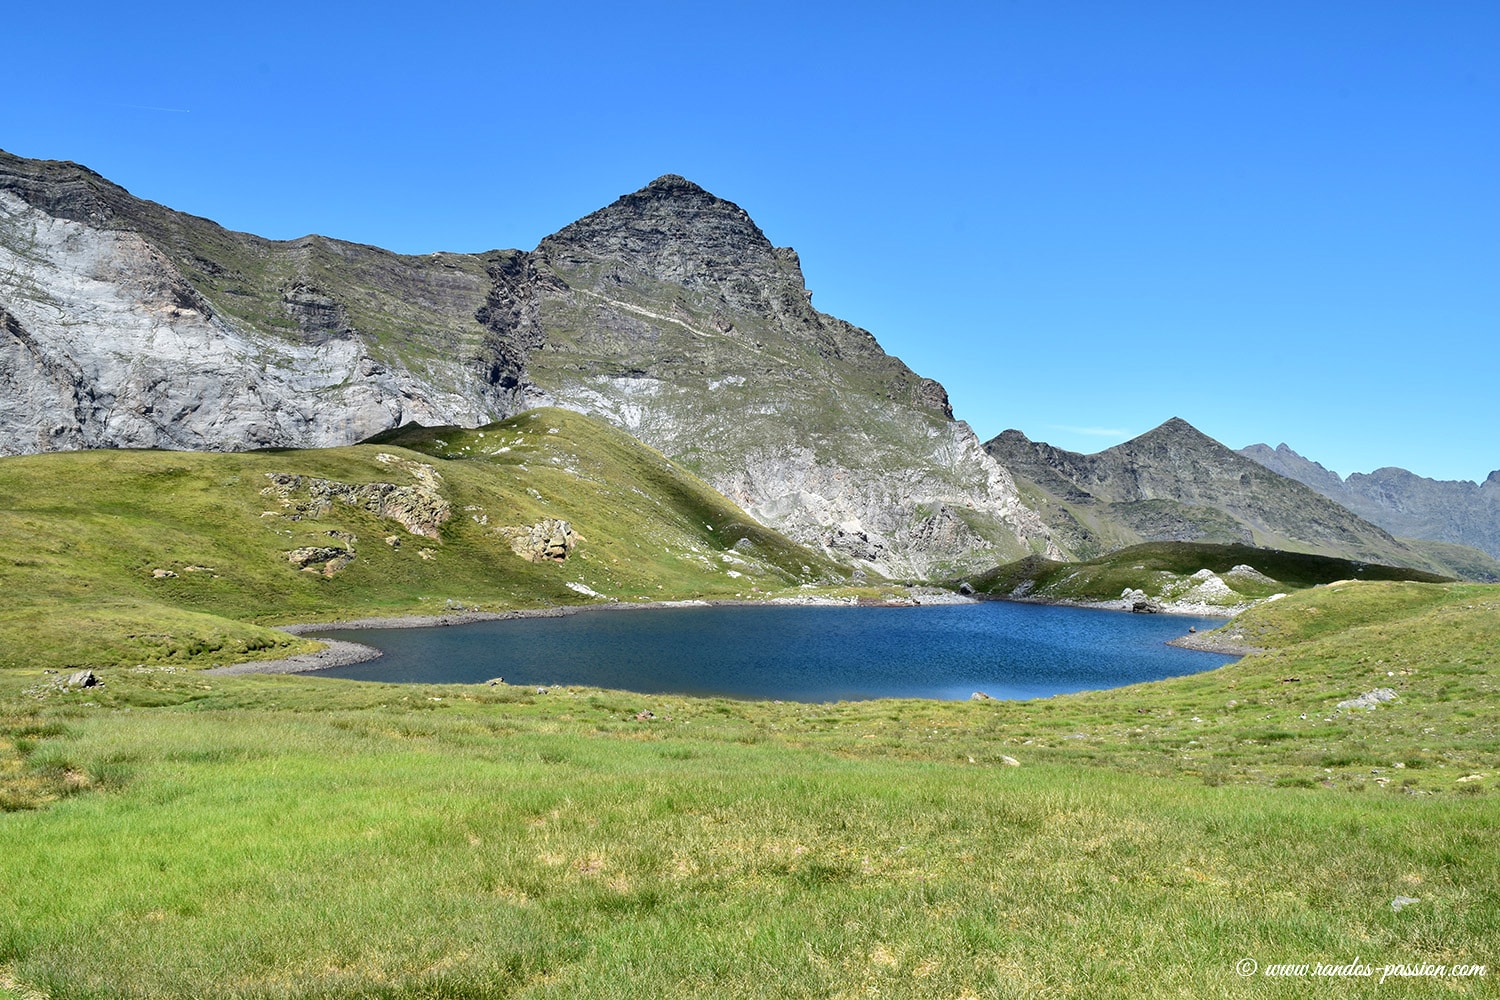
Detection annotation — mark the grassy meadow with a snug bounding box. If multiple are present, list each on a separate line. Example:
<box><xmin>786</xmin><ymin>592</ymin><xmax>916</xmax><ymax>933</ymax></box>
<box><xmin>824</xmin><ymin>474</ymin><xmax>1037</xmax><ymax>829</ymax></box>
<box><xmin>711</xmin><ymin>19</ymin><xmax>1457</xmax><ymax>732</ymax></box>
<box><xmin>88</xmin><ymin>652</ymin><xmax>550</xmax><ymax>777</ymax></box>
<box><xmin>1</xmin><ymin>420</ymin><xmax>1497</xmax><ymax>997</ymax></box>
<box><xmin>1</xmin><ymin>578</ymin><xmax>1497</xmax><ymax>998</ymax></box>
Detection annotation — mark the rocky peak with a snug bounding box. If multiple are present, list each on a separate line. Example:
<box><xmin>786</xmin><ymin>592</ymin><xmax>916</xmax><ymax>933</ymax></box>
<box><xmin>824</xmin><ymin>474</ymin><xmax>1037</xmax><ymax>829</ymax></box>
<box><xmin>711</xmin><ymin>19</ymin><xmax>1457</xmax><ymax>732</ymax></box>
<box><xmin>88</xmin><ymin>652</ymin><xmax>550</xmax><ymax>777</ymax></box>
<box><xmin>1238</xmin><ymin>441</ymin><xmax>1349</xmax><ymax>495</ymax></box>
<box><xmin>535</xmin><ymin>175</ymin><xmax>801</xmax><ymax>303</ymax></box>
<box><xmin>1127</xmin><ymin>416</ymin><xmax>1219</xmax><ymax>453</ymax></box>
<box><xmin>0</xmin><ymin>149</ymin><xmax>1051</xmax><ymax>577</ymax></box>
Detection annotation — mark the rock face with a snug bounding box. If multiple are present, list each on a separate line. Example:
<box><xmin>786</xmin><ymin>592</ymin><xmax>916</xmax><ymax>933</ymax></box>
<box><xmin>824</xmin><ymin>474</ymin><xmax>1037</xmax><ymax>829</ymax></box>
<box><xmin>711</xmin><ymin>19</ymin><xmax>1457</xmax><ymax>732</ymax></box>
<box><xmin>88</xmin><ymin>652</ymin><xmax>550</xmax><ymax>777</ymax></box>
<box><xmin>0</xmin><ymin>159</ymin><xmax>512</xmax><ymax>453</ymax></box>
<box><xmin>0</xmin><ymin>151</ymin><xmax>1055</xmax><ymax>577</ymax></box>
<box><xmin>985</xmin><ymin>418</ymin><xmax>1476</xmax><ymax>577</ymax></box>
<box><xmin>1240</xmin><ymin>443</ymin><xmax>1500</xmax><ymax>561</ymax></box>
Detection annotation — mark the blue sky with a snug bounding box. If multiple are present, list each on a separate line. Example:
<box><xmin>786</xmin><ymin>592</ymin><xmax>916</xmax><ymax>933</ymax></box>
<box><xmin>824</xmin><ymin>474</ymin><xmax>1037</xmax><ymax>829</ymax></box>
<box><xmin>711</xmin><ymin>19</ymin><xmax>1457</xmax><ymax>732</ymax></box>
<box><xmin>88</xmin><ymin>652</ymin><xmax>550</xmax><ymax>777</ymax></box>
<box><xmin>6</xmin><ymin>1</ymin><xmax>1497</xmax><ymax>481</ymax></box>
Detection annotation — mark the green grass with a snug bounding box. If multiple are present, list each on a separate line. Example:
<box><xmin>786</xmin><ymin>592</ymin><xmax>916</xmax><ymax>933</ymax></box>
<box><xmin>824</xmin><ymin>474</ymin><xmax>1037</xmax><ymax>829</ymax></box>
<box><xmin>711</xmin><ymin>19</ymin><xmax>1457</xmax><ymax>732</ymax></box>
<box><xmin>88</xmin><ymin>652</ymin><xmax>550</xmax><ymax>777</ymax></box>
<box><xmin>0</xmin><ymin>579</ymin><xmax>1496</xmax><ymax>997</ymax></box>
<box><xmin>0</xmin><ymin>409</ymin><xmax>848</xmax><ymax>672</ymax></box>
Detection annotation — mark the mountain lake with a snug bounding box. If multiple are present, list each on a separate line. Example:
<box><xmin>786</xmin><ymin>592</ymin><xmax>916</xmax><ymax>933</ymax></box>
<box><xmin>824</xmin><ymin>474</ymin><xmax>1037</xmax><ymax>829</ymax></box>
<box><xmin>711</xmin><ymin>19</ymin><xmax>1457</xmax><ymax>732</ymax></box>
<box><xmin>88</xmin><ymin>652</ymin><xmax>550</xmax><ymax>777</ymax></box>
<box><xmin>308</xmin><ymin>601</ymin><xmax>1237</xmax><ymax>702</ymax></box>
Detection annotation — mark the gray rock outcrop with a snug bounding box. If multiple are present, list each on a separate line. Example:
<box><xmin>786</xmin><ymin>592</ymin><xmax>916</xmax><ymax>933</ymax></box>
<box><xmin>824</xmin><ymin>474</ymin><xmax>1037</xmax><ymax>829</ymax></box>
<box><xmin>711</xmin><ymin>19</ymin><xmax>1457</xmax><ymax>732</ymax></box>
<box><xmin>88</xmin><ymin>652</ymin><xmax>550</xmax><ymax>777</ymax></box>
<box><xmin>500</xmin><ymin>519</ymin><xmax>581</xmax><ymax>562</ymax></box>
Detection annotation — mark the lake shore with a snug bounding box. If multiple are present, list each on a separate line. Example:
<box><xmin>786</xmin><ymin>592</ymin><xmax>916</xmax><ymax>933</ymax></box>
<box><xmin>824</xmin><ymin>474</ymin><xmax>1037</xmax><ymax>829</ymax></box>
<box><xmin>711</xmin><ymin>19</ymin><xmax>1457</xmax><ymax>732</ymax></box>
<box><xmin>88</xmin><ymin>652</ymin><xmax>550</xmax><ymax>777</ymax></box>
<box><xmin>1165</xmin><ymin>630</ymin><xmax>1264</xmax><ymax>656</ymax></box>
<box><xmin>992</xmin><ymin>594</ymin><xmax>1247</xmax><ymax>618</ymax></box>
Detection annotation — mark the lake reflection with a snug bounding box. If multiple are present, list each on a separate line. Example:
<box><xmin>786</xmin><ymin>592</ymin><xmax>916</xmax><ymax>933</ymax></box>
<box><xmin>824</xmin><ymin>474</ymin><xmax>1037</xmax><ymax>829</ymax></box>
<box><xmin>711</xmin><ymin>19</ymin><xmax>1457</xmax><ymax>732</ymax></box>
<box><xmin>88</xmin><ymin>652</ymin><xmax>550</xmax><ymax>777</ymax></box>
<box><xmin>309</xmin><ymin>601</ymin><xmax>1236</xmax><ymax>702</ymax></box>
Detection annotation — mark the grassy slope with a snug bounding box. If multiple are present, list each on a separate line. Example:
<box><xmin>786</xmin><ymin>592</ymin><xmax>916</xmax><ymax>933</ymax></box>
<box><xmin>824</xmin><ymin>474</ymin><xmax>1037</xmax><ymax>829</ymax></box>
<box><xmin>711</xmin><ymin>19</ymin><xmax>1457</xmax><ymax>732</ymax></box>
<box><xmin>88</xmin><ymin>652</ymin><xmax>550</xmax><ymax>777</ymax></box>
<box><xmin>964</xmin><ymin>541</ymin><xmax>1451</xmax><ymax>606</ymax></box>
<box><xmin>0</xmin><ymin>579</ymin><xmax>1496</xmax><ymax>997</ymax></box>
<box><xmin>0</xmin><ymin>408</ymin><xmax>846</xmax><ymax>672</ymax></box>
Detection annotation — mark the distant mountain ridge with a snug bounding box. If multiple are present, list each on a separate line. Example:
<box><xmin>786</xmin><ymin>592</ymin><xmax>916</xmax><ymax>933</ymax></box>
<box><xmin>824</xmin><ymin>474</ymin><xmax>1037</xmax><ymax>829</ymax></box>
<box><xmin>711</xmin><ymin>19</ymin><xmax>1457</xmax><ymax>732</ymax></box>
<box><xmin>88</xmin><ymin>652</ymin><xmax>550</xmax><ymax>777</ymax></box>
<box><xmin>985</xmin><ymin>418</ymin><xmax>1494</xmax><ymax>580</ymax></box>
<box><xmin>1239</xmin><ymin>442</ymin><xmax>1500</xmax><ymax>560</ymax></box>
<box><xmin>0</xmin><ymin>150</ymin><xmax>1054</xmax><ymax>577</ymax></box>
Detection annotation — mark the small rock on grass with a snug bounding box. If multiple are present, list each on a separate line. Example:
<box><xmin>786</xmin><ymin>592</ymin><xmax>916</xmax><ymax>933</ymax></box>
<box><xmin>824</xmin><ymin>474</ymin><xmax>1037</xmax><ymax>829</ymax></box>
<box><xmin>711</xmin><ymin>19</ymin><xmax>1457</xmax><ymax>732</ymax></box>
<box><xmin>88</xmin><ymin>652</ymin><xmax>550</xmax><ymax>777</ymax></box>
<box><xmin>1337</xmin><ymin>688</ymin><xmax>1399</xmax><ymax>710</ymax></box>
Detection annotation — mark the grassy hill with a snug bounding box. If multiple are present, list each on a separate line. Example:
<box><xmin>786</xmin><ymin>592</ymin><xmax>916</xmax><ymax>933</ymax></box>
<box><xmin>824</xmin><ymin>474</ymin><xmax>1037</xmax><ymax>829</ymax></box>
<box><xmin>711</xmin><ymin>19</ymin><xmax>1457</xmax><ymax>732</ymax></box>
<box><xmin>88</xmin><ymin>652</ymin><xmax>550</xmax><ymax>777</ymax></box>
<box><xmin>0</xmin><ymin>408</ymin><xmax>847</xmax><ymax>672</ymax></box>
<box><xmin>962</xmin><ymin>541</ymin><xmax>1453</xmax><ymax>609</ymax></box>
<box><xmin>0</xmin><ymin>576</ymin><xmax>1494</xmax><ymax>997</ymax></box>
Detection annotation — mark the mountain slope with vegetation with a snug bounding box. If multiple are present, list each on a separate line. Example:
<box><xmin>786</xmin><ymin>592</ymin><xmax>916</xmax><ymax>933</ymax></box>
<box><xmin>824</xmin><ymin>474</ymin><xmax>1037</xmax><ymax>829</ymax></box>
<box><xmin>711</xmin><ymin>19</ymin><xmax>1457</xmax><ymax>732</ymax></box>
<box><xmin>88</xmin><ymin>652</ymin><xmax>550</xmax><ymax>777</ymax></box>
<box><xmin>961</xmin><ymin>541</ymin><xmax>1452</xmax><ymax>612</ymax></box>
<box><xmin>1240</xmin><ymin>441</ymin><xmax>1500</xmax><ymax>561</ymax></box>
<box><xmin>986</xmin><ymin>418</ymin><xmax>1493</xmax><ymax>580</ymax></box>
<box><xmin>0</xmin><ymin>408</ymin><xmax>847</xmax><ymax>672</ymax></box>
<box><xmin>0</xmin><ymin>150</ymin><xmax>1053</xmax><ymax>577</ymax></box>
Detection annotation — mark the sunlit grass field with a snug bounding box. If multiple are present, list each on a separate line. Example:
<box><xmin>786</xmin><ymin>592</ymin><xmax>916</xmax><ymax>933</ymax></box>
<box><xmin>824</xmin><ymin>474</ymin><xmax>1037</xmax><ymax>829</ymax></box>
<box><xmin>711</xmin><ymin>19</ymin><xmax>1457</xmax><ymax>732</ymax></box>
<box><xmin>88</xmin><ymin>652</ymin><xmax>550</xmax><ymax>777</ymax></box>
<box><xmin>2</xmin><ymin>580</ymin><xmax>1496</xmax><ymax>998</ymax></box>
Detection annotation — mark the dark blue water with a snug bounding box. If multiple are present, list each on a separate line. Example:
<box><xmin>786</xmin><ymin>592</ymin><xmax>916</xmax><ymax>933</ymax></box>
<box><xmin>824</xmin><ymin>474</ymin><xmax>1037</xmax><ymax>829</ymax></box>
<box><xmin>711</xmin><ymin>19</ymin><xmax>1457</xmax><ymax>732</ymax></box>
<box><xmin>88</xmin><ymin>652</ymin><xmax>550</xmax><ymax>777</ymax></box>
<box><xmin>308</xmin><ymin>601</ymin><xmax>1235</xmax><ymax>702</ymax></box>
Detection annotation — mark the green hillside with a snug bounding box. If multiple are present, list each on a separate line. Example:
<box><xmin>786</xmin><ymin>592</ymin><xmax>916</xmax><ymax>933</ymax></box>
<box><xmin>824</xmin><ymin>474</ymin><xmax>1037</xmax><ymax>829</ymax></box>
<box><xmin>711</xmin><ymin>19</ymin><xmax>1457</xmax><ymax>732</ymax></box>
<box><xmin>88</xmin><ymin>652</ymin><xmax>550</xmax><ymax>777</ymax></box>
<box><xmin>962</xmin><ymin>541</ymin><xmax>1451</xmax><ymax>608</ymax></box>
<box><xmin>0</xmin><ymin>408</ymin><xmax>846</xmax><ymax>672</ymax></box>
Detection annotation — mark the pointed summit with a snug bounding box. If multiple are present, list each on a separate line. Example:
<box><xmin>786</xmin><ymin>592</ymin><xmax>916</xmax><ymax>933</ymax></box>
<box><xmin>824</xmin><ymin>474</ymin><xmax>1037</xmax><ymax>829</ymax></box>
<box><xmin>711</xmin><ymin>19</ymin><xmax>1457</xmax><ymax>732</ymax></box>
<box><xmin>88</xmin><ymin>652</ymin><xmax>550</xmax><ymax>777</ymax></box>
<box><xmin>1125</xmin><ymin>416</ymin><xmax>1216</xmax><ymax>448</ymax></box>
<box><xmin>541</xmin><ymin>173</ymin><xmax>765</xmax><ymax>247</ymax></box>
<box><xmin>535</xmin><ymin>175</ymin><xmax>804</xmax><ymax>312</ymax></box>
<box><xmin>639</xmin><ymin>174</ymin><xmax>711</xmax><ymax>197</ymax></box>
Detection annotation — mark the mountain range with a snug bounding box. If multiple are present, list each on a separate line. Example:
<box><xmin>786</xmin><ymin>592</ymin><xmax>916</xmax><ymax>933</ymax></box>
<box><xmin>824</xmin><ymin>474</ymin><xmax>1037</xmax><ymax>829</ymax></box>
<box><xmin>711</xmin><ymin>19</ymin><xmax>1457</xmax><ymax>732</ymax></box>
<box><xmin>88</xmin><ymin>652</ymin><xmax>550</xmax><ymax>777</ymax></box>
<box><xmin>985</xmin><ymin>420</ymin><xmax>1499</xmax><ymax>581</ymax></box>
<box><xmin>1239</xmin><ymin>443</ymin><xmax>1500</xmax><ymax>561</ymax></box>
<box><xmin>2</xmin><ymin>148</ymin><xmax>1493</xmax><ymax>582</ymax></box>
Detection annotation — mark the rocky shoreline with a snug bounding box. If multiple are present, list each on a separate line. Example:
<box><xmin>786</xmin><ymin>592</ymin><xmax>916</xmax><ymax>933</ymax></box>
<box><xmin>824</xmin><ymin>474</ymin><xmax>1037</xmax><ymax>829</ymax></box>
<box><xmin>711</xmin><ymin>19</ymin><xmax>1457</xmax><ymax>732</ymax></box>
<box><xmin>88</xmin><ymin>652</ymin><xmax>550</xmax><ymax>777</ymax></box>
<box><xmin>992</xmin><ymin>594</ymin><xmax>1248</xmax><ymax>618</ymax></box>
<box><xmin>204</xmin><ymin>639</ymin><xmax>385</xmax><ymax>676</ymax></box>
<box><xmin>1165</xmin><ymin>631</ymin><xmax>1264</xmax><ymax>657</ymax></box>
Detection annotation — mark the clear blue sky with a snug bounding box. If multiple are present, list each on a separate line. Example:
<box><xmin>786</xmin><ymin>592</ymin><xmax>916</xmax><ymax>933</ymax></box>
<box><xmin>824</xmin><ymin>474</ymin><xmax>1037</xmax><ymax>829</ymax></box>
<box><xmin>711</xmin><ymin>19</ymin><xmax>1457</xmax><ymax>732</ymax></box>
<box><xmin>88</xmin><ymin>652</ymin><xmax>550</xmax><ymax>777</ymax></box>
<box><xmin>6</xmin><ymin>1</ymin><xmax>1497</xmax><ymax>482</ymax></box>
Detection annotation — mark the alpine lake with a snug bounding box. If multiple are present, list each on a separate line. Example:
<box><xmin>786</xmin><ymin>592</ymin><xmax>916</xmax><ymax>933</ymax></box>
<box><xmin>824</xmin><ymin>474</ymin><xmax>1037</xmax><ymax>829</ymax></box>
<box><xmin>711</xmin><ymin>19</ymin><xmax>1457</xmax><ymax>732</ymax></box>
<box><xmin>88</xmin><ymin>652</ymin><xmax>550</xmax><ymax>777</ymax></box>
<box><xmin>309</xmin><ymin>601</ymin><xmax>1236</xmax><ymax>702</ymax></box>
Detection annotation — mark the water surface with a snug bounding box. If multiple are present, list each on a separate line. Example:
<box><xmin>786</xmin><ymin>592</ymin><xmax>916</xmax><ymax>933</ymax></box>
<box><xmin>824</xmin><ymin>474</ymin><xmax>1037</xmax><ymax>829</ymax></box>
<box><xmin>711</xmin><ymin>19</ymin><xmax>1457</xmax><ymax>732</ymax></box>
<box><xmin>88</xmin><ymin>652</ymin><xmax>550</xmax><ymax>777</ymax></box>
<box><xmin>310</xmin><ymin>601</ymin><xmax>1234</xmax><ymax>702</ymax></box>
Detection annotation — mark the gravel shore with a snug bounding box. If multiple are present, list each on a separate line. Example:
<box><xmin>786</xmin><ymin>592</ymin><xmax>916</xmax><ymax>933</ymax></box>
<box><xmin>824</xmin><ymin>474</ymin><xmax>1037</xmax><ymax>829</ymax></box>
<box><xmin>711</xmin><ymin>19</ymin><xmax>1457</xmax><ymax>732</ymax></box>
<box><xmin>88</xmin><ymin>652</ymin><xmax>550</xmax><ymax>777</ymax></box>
<box><xmin>1165</xmin><ymin>631</ymin><xmax>1264</xmax><ymax>656</ymax></box>
<box><xmin>204</xmin><ymin>639</ymin><xmax>385</xmax><ymax>676</ymax></box>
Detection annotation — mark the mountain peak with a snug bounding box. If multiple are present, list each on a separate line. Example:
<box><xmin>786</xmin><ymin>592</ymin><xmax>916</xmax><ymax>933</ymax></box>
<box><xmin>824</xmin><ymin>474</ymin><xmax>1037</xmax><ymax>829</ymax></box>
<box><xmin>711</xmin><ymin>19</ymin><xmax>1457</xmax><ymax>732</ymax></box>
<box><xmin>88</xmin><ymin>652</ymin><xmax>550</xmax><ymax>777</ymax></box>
<box><xmin>535</xmin><ymin>174</ymin><xmax>794</xmax><ymax>301</ymax></box>
<box><xmin>1124</xmin><ymin>417</ymin><xmax>1218</xmax><ymax>451</ymax></box>
<box><xmin>991</xmin><ymin>428</ymin><xmax>1032</xmax><ymax>447</ymax></box>
<box><xmin>640</xmin><ymin>174</ymin><xmax>710</xmax><ymax>197</ymax></box>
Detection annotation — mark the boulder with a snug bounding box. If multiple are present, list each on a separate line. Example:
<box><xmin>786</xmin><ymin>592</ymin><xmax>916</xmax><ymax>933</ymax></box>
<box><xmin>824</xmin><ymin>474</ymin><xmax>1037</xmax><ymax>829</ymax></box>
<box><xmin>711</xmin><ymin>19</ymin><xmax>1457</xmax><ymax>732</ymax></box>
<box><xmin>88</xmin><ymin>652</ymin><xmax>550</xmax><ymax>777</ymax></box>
<box><xmin>1336</xmin><ymin>688</ymin><xmax>1399</xmax><ymax>710</ymax></box>
<box><xmin>499</xmin><ymin>519</ymin><xmax>582</xmax><ymax>562</ymax></box>
<box><xmin>286</xmin><ymin>546</ymin><xmax>347</xmax><ymax>569</ymax></box>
